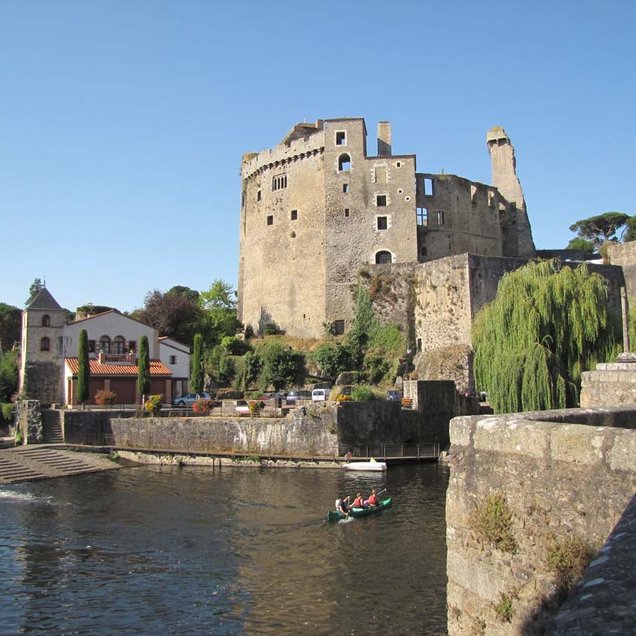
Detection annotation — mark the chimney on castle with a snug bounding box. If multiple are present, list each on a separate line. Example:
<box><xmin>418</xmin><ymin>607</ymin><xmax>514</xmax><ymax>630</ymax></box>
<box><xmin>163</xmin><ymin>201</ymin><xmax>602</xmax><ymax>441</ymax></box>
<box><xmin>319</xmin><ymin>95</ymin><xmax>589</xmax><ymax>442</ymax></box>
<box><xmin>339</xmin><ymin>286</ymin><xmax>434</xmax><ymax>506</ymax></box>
<box><xmin>377</xmin><ymin>121</ymin><xmax>392</xmax><ymax>156</ymax></box>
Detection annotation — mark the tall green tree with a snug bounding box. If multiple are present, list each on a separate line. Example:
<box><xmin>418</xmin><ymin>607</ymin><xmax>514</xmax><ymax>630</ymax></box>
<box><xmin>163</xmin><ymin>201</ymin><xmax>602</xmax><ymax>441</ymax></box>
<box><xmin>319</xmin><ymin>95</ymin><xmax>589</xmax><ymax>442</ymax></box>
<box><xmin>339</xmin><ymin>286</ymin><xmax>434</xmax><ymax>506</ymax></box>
<box><xmin>77</xmin><ymin>329</ymin><xmax>90</xmax><ymax>404</ymax></box>
<box><xmin>137</xmin><ymin>335</ymin><xmax>151</xmax><ymax>398</ymax></box>
<box><xmin>258</xmin><ymin>342</ymin><xmax>305</xmax><ymax>391</ymax></box>
<box><xmin>0</xmin><ymin>349</ymin><xmax>19</xmax><ymax>403</ymax></box>
<box><xmin>198</xmin><ymin>279</ymin><xmax>242</xmax><ymax>346</ymax></box>
<box><xmin>568</xmin><ymin>212</ymin><xmax>634</xmax><ymax>250</ymax></box>
<box><xmin>473</xmin><ymin>260</ymin><xmax>619</xmax><ymax>414</ymax></box>
<box><xmin>312</xmin><ymin>343</ymin><xmax>351</xmax><ymax>383</ymax></box>
<box><xmin>26</xmin><ymin>278</ymin><xmax>44</xmax><ymax>306</ymax></box>
<box><xmin>0</xmin><ymin>303</ymin><xmax>21</xmax><ymax>352</ymax></box>
<box><xmin>344</xmin><ymin>285</ymin><xmax>377</xmax><ymax>369</ymax></box>
<box><xmin>190</xmin><ymin>333</ymin><xmax>204</xmax><ymax>392</ymax></box>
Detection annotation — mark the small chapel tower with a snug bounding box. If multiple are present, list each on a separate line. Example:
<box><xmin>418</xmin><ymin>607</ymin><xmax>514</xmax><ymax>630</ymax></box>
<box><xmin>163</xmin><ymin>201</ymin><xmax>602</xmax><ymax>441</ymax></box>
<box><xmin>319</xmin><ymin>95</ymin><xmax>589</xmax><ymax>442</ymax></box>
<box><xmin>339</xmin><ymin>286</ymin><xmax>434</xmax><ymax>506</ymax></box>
<box><xmin>19</xmin><ymin>288</ymin><xmax>67</xmax><ymax>404</ymax></box>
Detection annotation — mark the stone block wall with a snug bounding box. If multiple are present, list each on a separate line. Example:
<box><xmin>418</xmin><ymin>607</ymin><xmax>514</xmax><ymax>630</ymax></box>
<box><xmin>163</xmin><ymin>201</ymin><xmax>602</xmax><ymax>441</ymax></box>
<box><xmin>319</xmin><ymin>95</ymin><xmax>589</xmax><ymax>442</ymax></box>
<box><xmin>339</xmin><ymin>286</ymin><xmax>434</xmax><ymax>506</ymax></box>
<box><xmin>446</xmin><ymin>409</ymin><xmax>636</xmax><ymax>635</ymax></box>
<box><xmin>581</xmin><ymin>361</ymin><xmax>636</xmax><ymax>407</ymax></box>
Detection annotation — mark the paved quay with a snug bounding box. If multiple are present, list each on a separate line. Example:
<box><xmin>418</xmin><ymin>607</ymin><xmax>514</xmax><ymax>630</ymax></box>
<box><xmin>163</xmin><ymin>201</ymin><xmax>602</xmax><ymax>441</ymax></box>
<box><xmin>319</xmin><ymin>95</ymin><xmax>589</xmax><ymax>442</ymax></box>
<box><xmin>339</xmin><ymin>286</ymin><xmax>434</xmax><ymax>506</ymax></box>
<box><xmin>0</xmin><ymin>445</ymin><xmax>120</xmax><ymax>485</ymax></box>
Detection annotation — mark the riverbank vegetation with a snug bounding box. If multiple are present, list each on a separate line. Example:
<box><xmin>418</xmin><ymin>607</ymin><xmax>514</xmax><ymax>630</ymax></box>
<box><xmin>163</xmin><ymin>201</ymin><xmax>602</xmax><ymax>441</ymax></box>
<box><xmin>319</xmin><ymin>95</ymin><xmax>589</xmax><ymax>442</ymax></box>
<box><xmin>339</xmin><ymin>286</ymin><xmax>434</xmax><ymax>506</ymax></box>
<box><xmin>473</xmin><ymin>260</ymin><xmax>620</xmax><ymax>413</ymax></box>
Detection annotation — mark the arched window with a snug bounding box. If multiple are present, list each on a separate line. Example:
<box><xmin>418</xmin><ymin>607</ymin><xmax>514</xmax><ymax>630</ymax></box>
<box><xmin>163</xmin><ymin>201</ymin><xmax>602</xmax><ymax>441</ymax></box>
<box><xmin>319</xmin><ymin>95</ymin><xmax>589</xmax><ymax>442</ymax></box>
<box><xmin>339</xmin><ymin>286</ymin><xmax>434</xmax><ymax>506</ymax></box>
<box><xmin>375</xmin><ymin>250</ymin><xmax>393</xmax><ymax>264</ymax></box>
<box><xmin>113</xmin><ymin>336</ymin><xmax>126</xmax><ymax>355</ymax></box>
<box><xmin>42</xmin><ymin>314</ymin><xmax>50</xmax><ymax>327</ymax></box>
<box><xmin>338</xmin><ymin>154</ymin><xmax>351</xmax><ymax>172</ymax></box>
<box><xmin>40</xmin><ymin>337</ymin><xmax>50</xmax><ymax>351</ymax></box>
<box><xmin>99</xmin><ymin>335</ymin><xmax>111</xmax><ymax>354</ymax></box>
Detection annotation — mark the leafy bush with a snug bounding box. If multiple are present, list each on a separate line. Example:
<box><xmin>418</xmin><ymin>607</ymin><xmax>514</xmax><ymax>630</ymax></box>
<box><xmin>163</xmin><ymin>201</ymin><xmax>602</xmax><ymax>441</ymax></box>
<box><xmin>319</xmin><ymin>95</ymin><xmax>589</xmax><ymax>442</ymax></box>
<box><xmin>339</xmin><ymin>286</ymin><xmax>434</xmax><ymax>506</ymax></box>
<box><xmin>221</xmin><ymin>335</ymin><xmax>251</xmax><ymax>356</ymax></box>
<box><xmin>263</xmin><ymin>321</ymin><xmax>283</xmax><ymax>335</ymax></box>
<box><xmin>193</xmin><ymin>398</ymin><xmax>215</xmax><ymax>415</ymax></box>
<box><xmin>95</xmin><ymin>390</ymin><xmax>117</xmax><ymax>406</ymax></box>
<box><xmin>1</xmin><ymin>402</ymin><xmax>14</xmax><ymax>423</ymax></box>
<box><xmin>470</xmin><ymin>492</ymin><xmax>518</xmax><ymax>554</ymax></box>
<box><xmin>350</xmin><ymin>385</ymin><xmax>379</xmax><ymax>401</ymax></box>
<box><xmin>248</xmin><ymin>400</ymin><xmax>264</xmax><ymax>416</ymax></box>
<box><xmin>143</xmin><ymin>394</ymin><xmax>163</xmax><ymax>416</ymax></box>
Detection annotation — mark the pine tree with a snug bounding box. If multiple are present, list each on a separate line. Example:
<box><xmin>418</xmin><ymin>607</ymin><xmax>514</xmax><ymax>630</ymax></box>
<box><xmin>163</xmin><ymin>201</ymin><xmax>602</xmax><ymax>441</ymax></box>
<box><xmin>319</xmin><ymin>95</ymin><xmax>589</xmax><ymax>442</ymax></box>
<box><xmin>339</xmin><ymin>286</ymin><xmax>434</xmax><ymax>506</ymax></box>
<box><xmin>190</xmin><ymin>333</ymin><xmax>204</xmax><ymax>392</ymax></box>
<box><xmin>137</xmin><ymin>335</ymin><xmax>151</xmax><ymax>399</ymax></box>
<box><xmin>473</xmin><ymin>260</ymin><xmax>619</xmax><ymax>414</ymax></box>
<box><xmin>77</xmin><ymin>329</ymin><xmax>90</xmax><ymax>404</ymax></box>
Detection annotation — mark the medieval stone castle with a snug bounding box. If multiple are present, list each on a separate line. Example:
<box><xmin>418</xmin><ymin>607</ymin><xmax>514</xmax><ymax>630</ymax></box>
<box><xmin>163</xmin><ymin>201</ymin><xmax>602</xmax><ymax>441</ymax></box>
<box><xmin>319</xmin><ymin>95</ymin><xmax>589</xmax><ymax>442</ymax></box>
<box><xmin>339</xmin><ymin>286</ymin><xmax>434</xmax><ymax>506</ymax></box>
<box><xmin>238</xmin><ymin>117</ymin><xmax>546</xmax><ymax>388</ymax></box>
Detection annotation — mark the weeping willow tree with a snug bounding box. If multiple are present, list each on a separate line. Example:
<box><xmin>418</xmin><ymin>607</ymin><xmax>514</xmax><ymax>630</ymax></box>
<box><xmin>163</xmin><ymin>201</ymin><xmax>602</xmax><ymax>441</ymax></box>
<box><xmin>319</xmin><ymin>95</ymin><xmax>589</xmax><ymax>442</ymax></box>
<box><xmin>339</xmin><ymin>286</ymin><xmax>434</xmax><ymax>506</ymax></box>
<box><xmin>473</xmin><ymin>260</ymin><xmax>620</xmax><ymax>414</ymax></box>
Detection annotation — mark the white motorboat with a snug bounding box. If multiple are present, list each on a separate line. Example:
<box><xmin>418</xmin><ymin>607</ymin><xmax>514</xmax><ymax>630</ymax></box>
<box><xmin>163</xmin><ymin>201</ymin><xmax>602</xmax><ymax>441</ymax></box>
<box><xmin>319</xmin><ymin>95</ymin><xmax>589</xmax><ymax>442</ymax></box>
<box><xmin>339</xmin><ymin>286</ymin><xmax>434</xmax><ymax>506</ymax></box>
<box><xmin>342</xmin><ymin>459</ymin><xmax>387</xmax><ymax>472</ymax></box>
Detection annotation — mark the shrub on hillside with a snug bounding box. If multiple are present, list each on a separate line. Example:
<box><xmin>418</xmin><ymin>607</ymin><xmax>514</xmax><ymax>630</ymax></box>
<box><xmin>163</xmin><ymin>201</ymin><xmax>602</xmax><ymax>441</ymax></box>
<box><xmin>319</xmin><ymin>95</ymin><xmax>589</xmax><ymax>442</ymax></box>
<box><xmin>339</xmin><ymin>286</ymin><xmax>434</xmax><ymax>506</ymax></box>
<box><xmin>350</xmin><ymin>385</ymin><xmax>379</xmax><ymax>401</ymax></box>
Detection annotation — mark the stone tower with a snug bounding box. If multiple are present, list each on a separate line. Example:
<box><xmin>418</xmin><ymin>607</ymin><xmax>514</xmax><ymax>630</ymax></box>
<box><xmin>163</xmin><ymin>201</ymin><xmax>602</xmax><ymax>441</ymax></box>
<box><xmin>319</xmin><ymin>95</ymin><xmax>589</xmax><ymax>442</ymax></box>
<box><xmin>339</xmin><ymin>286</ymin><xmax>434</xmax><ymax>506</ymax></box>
<box><xmin>487</xmin><ymin>126</ymin><xmax>536</xmax><ymax>257</ymax></box>
<box><xmin>19</xmin><ymin>288</ymin><xmax>66</xmax><ymax>405</ymax></box>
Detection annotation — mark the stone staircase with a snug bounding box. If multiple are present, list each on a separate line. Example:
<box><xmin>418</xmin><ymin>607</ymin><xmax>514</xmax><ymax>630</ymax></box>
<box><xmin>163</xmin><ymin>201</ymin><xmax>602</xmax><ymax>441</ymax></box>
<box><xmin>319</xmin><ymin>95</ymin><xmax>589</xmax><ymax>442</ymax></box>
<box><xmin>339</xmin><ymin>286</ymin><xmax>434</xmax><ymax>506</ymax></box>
<box><xmin>41</xmin><ymin>409</ymin><xmax>64</xmax><ymax>443</ymax></box>
<box><xmin>0</xmin><ymin>447</ymin><xmax>119</xmax><ymax>485</ymax></box>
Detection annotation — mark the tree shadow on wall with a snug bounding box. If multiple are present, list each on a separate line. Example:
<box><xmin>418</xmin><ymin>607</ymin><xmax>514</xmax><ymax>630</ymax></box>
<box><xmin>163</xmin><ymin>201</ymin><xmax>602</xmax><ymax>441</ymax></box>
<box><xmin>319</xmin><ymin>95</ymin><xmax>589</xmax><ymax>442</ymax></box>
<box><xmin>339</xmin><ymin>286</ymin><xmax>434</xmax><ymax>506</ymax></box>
<box><xmin>519</xmin><ymin>583</ymin><xmax>569</xmax><ymax>635</ymax></box>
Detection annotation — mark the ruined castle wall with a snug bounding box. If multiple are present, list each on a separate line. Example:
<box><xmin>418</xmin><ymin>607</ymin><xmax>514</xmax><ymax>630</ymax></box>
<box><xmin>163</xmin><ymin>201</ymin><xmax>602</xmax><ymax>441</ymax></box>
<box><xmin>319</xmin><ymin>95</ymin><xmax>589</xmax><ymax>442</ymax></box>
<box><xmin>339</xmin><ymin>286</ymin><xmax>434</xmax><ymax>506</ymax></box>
<box><xmin>446</xmin><ymin>411</ymin><xmax>636</xmax><ymax>635</ymax></box>
<box><xmin>239</xmin><ymin>129</ymin><xmax>328</xmax><ymax>337</ymax></box>
<box><xmin>608</xmin><ymin>241</ymin><xmax>636</xmax><ymax>306</ymax></box>
<box><xmin>322</xmin><ymin>119</ymin><xmax>418</xmax><ymax>328</ymax></box>
<box><xmin>416</xmin><ymin>174</ymin><xmax>505</xmax><ymax>261</ymax></box>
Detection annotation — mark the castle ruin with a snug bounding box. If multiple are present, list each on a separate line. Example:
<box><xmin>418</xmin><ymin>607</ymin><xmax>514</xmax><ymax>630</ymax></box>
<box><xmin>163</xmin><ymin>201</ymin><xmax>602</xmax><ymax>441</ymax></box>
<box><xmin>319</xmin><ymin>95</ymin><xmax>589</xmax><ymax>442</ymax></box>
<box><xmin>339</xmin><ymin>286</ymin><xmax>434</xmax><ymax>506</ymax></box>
<box><xmin>238</xmin><ymin>118</ymin><xmax>535</xmax><ymax>343</ymax></box>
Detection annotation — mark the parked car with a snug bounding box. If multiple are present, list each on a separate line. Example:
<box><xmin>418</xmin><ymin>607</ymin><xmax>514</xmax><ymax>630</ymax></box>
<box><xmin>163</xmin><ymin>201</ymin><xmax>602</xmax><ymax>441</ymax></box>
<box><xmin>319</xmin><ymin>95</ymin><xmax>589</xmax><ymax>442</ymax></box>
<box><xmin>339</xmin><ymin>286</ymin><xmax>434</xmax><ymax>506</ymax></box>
<box><xmin>286</xmin><ymin>390</ymin><xmax>312</xmax><ymax>404</ymax></box>
<box><xmin>235</xmin><ymin>400</ymin><xmax>251</xmax><ymax>415</ymax></box>
<box><xmin>172</xmin><ymin>392</ymin><xmax>211</xmax><ymax>407</ymax></box>
<box><xmin>312</xmin><ymin>388</ymin><xmax>330</xmax><ymax>402</ymax></box>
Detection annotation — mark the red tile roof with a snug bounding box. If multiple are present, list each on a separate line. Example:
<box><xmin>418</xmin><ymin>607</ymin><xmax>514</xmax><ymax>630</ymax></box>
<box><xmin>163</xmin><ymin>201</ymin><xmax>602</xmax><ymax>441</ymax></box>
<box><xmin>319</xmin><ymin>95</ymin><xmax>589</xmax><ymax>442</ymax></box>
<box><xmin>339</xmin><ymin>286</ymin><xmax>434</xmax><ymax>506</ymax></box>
<box><xmin>65</xmin><ymin>358</ymin><xmax>172</xmax><ymax>377</ymax></box>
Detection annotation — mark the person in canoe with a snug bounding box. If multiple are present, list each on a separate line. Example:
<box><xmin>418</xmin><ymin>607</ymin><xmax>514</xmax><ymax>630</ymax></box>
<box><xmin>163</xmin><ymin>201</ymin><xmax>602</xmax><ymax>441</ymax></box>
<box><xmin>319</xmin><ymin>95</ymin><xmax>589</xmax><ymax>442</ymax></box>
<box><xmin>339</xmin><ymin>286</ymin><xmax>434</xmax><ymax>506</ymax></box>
<box><xmin>364</xmin><ymin>489</ymin><xmax>378</xmax><ymax>507</ymax></box>
<box><xmin>352</xmin><ymin>492</ymin><xmax>364</xmax><ymax>508</ymax></box>
<box><xmin>335</xmin><ymin>495</ymin><xmax>350</xmax><ymax>515</ymax></box>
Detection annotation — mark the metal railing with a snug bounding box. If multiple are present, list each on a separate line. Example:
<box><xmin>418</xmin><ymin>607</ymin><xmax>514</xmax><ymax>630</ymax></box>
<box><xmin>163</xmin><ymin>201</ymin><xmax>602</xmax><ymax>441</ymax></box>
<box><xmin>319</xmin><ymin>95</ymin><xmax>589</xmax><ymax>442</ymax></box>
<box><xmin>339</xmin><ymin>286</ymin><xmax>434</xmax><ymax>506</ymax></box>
<box><xmin>344</xmin><ymin>443</ymin><xmax>440</xmax><ymax>459</ymax></box>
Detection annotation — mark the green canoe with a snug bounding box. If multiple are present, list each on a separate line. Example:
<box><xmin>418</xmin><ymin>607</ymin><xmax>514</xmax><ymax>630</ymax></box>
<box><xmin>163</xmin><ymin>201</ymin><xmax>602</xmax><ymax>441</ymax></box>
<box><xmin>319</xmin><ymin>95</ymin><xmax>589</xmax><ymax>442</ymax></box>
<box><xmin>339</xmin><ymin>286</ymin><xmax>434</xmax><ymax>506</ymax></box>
<box><xmin>327</xmin><ymin>497</ymin><xmax>392</xmax><ymax>522</ymax></box>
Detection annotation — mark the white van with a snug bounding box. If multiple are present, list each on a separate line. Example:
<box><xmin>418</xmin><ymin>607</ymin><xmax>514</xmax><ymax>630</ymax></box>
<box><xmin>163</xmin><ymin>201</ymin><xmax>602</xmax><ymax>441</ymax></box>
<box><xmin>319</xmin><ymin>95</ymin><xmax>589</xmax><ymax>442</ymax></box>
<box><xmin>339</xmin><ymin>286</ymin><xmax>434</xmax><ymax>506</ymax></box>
<box><xmin>311</xmin><ymin>388</ymin><xmax>330</xmax><ymax>402</ymax></box>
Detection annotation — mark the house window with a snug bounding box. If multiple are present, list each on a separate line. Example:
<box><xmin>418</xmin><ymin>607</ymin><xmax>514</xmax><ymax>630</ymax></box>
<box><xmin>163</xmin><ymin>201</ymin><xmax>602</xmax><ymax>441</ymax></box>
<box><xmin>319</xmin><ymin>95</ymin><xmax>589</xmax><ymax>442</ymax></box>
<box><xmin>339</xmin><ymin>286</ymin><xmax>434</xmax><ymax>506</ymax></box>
<box><xmin>333</xmin><ymin>320</ymin><xmax>345</xmax><ymax>335</ymax></box>
<box><xmin>40</xmin><ymin>337</ymin><xmax>50</xmax><ymax>351</ymax></box>
<box><xmin>375</xmin><ymin>250</ymin><xmax>392</xmax><ymax>264</ymax></box>
<box><xmin>417</xmin><ymin>207</ymin><xmax>428</xmax><ymax>226</ymax></box>
<box><xmin>88</xmin><ymin>340</ymin><xmax>96</xmax><ymax>353</ymax></box>
<box><xmin>272</xmin><ymin>174</ymin><xmax>287</xmax><ymax>191</ymax></box>
<box><xmin>169</xmin><ymin>355</ymin><xmax>177</xmax><ymax>365</ymax></box>
<box><xmin>377</xmin><ymin>216</ymin><xmax>388</xmax><ymax>230</ymax></box>
<box><xmin>257</xmin><ymin>190</ymin><xmax>262</xmax><ymax>201</ymax></box>
<box><xmin>423</xmin><ymin>177</ymin><xmax>434</xmax><ymax>196</ymax></box>
<box><xmin>290</xmin><ymin>209</ymin><xmax>298</xmax><ymax>220</ymax></box>
<box><xmin>376</xmin><ymin>194</ymin><xmax>387</xmax><ymax>207</ymax></box>
<box><xmin>335</xmin><ymin>131</ymin><xmax>346</xmax><ymax>146</ymax></box>
<box><xmin>396</xmin><ymin>161</ymin><xmax>402</xmax><ymax>168</ymax></box>
<box><xmin>343</xmin><ymin>183</ymin><xmax>349</xmax><ymax>193</ymax></box>
<box><xmin>128</xmin><ymin>340</ymin><xmax>136</xmax><ymax>353</ymax></box>
<box><xmin>113</xmin><ymin>335</ymin><xmax>126</xmax><ymax>355</ymax></box>
<box><xmin>42</xmin><ymin>314</ymin><xmax>50</xmax><ymax>327</ymax></box>
<box><xmin>344</xmin><ymin>208</ymin><xmax>350</xmax><ymax>217</ymax></box>
<box><xmin>338</xmin><ymin>154</ymin><xmax>351</xmax><ymax>172</ymax></box>
<box><xmin>267</xmin><ymin>215</ymin><xmax>273</xmax><ymax>225</ymax></box>
<box><xmin>437</xmin><ymin>210</ymin><xmax>445</xmax><ymax>225</ymax></box>
<box><xmin>99</xmin><ymin>335</ymin><xmax>111</xmax><ymax>354</ymax></box>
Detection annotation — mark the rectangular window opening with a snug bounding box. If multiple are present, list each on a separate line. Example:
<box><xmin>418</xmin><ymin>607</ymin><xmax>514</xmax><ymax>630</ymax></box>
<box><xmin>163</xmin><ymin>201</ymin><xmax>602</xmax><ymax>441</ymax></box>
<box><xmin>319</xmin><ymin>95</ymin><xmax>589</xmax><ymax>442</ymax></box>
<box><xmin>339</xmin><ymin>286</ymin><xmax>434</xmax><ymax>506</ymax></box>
<box><xmin>376</xmin><ymin>194</ymin><xmax>387</xmax><ymax>207</ymax></box>
<box><xmin>267</xmin><ymin>215</ymin><xmax>274</xmax><ymax>226</ymax></box>
<box><xmin>342</xmin><ymin>183</ymin><xmax>349</xmax><ymax>193</ymax></box>
<box><xmin>424</xmin><ymin>178</ymin><xmax>434</xmax><ymax>196</ymax></box>
<box><xmin>169</xmin><ymin>355</ymin><xmax>177</xmax><ymax>365</ymax></box>
<box><xmin>257</xmin><ymin>190</ymin><xmax>262</xmax><ymax>201</ymax></box>
<box><xmin>291</xmin><ymin>209</ymin><xmax>298</xmax><ymax>220</ymax></box>
<box><xmin>437</xmin><ymin>210</ymin><xmax>445</xmax><ymax>225</ymax></box>
<box><xmin>333</xmin><ymin>320</ymin><xmax>345</xmax><ymax>335</ymax></box>
<box><xmin>344</xmin><ymin>208</ymin><xmax>350</xmax><ymax>217</ymax></box>
<box><xmin>377</xmin><ymin>216</ymin><xmax>388</xmax><ymax>230</ymax></box>
<box><xmin>335</xmin><ymin>131</ymin><xmax>346</xmax><ymax>146</ymax></box>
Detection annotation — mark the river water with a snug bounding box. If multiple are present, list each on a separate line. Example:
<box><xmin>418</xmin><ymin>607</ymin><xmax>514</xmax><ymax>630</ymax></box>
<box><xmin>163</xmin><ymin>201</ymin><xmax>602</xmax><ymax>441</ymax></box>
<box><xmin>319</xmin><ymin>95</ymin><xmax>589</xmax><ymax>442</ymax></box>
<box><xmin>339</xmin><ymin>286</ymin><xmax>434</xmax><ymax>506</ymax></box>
<box><xmin>0</xmin><ymin>462</ymin><xmax>449</xmax><ymax>635</ymax></box>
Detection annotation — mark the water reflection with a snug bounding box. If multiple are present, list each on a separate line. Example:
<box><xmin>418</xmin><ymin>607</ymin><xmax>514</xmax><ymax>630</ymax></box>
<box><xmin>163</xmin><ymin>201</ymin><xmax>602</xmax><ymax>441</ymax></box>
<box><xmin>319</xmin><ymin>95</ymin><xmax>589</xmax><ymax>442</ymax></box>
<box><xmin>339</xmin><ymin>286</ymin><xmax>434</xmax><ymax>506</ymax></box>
<box><xmin>0</xmin><ymin>463</ymin><xmax>448</xmax><ymax>635</ymax></box>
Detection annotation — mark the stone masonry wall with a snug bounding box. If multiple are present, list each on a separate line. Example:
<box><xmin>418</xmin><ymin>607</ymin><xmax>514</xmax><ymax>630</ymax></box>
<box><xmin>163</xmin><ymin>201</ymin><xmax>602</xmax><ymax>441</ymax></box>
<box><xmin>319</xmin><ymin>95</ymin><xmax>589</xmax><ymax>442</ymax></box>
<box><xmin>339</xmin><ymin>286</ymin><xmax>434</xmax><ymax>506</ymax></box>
<box><xmin>446</xmin><ymin>409</ymin><xmax>636</xmax><ymax>635</ymax></box>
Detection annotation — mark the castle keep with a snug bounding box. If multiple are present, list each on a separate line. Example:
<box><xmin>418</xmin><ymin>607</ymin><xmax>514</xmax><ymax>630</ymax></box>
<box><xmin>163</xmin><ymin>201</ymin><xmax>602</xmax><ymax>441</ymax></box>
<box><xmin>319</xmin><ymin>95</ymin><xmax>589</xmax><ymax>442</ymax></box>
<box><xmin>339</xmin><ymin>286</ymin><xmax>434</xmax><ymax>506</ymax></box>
<box><xmin>238</xmin><ymin>118</ymin><xmax>535</xmax><ymax>340</ymax></box>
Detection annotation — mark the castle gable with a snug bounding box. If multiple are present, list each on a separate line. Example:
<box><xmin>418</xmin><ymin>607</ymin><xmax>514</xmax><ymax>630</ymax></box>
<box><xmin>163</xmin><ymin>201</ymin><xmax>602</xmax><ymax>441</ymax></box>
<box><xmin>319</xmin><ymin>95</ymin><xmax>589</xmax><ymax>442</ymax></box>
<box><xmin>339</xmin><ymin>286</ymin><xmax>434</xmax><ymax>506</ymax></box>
<box><xmin>26</xmin><ymin>288</ymin><xmax>64</xmax><ymax>311</ymax></box>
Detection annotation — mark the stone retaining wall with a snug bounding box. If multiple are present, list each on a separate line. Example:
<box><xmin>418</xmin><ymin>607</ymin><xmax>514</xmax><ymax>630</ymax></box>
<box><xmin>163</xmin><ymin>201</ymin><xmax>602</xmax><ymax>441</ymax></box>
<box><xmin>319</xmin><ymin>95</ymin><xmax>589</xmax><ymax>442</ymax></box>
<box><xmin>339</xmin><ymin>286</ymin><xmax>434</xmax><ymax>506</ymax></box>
<box><xmin>446</xmin><ymin>407</ymin><xmax>636</xmax><ymax>635</ymax></box>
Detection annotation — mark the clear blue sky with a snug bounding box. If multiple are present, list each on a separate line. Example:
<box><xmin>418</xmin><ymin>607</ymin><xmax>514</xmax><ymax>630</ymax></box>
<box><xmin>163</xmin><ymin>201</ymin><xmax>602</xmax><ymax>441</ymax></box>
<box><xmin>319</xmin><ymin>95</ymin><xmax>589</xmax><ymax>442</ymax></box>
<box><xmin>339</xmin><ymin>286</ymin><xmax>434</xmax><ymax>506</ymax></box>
<box><xmin>2</xmin><ymin>0</ymin><xmax>635</xmax><ymax>313</ymax></box>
